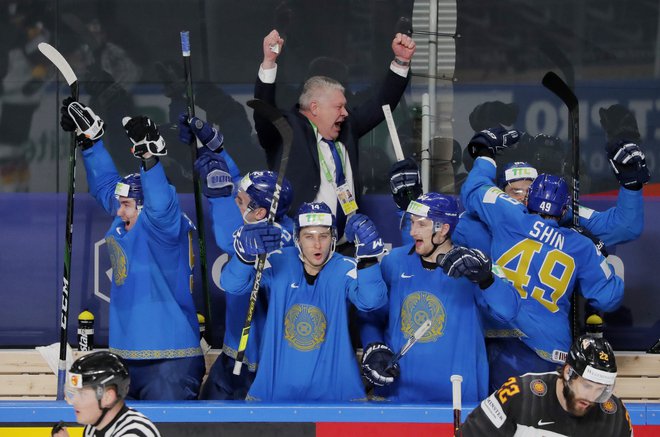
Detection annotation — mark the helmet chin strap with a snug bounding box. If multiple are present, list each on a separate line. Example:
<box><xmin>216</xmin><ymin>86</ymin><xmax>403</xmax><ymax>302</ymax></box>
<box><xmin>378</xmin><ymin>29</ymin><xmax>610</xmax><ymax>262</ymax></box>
<box><xmin>294</xmin><ymin>235</ymin><xmax>336</xmax><ymax>271</ymax></box>
<box><xmin>243</xmin><ymin>207</ymin><xmax>268</xmax><ymax>225</ymax></box>
<box><xmin>421</xmin><ymin>230</ymin><xmax>449</xmax><ymax>259</ymax></box>
<box><xmin>92</xmin><ymin>388</ymin><xmax>120</xmax><ymax>428</ymax></box>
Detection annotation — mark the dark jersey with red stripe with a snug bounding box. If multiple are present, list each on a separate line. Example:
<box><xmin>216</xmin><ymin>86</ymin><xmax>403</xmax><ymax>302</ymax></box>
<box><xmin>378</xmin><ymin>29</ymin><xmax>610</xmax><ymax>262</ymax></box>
<box><xmin>460</xmin><ymin>372</ymin><xmax>633</xmax><ymax>436</ymax></box>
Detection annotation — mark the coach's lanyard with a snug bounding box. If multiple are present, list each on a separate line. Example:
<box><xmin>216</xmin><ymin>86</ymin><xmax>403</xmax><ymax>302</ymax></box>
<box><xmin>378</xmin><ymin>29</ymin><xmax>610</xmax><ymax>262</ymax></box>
<box><xmin>310</xmin><ymin>122</ymin><xmax>345</xmax><ymax>185</ymax></box>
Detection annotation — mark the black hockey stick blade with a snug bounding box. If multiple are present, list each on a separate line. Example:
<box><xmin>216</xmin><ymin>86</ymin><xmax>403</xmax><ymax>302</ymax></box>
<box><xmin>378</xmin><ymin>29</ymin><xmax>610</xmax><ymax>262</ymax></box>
<box><xmin>542</xmin><ymin>71</ymin><xmax>577</xmax><ymax>111</ymax></box>
<box><xmin>247</xmin><ymin>99</ymin><xmax>293</xmax><ymax>146</ymax></box>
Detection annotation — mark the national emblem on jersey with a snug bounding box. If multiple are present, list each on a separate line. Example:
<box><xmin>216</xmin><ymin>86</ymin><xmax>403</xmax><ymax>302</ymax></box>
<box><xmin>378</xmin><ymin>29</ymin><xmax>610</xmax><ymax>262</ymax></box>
<box><xmin>600</xmin><ymin>398</ymin><xmax>618</xmax><ymax>414</ymax></box>
<box><xmin>284</xmin><ymin>304</ymin><xmax>327</xmax><ymax>351</ymax></box>
<box><xmin>530</xmin><ymin>378</ymin><xmax>547</xmax><ymax>396</ymax></box>
<box><xmin>400</xmin><ymin>291</ymin><xmax>446</xmax><ymax>342</ymax></box>
<box><xmin>106</xmin><ymin>236</ymin><xmax>127</xmax><ymax>286</ymax></box>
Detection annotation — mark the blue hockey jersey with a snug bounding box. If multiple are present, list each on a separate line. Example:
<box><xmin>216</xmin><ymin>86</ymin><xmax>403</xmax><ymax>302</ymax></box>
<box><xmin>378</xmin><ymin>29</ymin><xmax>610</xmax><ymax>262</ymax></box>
<box><xmin>359</xmin><ymin>245</ymin><xmax>520</xmax><ymax>403</ymax></box>
<box><xmin>461</xmin><ymin>157</ymin><xmax>624</xmax><ymax>362</ymax></box>
<box><xmin>83</xmin><ymin>141</ymin><xmax>202</xmax><ymax>359</ymax></box>
<box><xmin>220</xmin><ymin>247</ymin><xmax>387</xmax><ymax>401</ymax></box>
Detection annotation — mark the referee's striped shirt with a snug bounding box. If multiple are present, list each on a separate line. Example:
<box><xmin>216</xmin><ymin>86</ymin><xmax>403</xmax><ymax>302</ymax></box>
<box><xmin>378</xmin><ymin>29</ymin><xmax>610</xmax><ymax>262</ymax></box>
<box><xmin>83</xmin><ymin>405</ymin><xmax>160</xmax><ymax>437</ymax></box>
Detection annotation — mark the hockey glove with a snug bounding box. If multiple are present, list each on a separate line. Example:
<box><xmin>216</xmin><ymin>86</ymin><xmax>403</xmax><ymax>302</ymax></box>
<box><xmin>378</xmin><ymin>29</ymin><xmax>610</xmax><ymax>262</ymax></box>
<box><xmin>571</xmin><ymin>226</ymin><xmax>608</xmax><ymax>258</ymax></box>
<box><xmin>233</xmin><ymin>222</ymin><xmax>282</xmax><ymax>264</ymax></box>
<box><xmin>60</xmin><ymin>97</ymin><xmax>104</xmax><ymax>150</ymax></box>
<box><xmin>361</xmin><ymin>342</ymin><xmax>400</xmax><ymax>387</ymax></box>
<box><xmin>606</xmin><ymin>140</ymin><xmax>650</xmax><ymax>191</ymax></box>
<box><xmin>194</xmin><ymin>149</ymin><xmax>234</xmax><ymax>198</ymax></box>
<box><xmin>122</xmin><ymin>116</ymin><xmax>167</xmax><ymax>158</ymax></box>
<box><xmin>438</xmin><ymin>246</ymin><xmax>494</xmax><ymax>289</ymax></box>
<box><xmin>345</xmin><ymin>213</ymin><xmax>387</xmax><ymax>260</ymax></box>
<box><xmin>599</xmin><ymin>104</ymin><xmax>641</xmax><ymax>143</ymax></box>
<box><xmin>178</xmin><ymin>113</ymin><xmax>224</xmax><ymax>152</ymax></box>
<box><xmin>389</xmin><ymin>157</ymin><xmax>423</xmax><ymax>210</ymax></box>
<box><xmin>467</xmin><ymin>127</ymin><xmax>521</xmax><ymax>159</ymax></box>
<box><xmin>468</xmin><ymin>101</ymin><xmax>518</xmax><ymax>132</ymax></box>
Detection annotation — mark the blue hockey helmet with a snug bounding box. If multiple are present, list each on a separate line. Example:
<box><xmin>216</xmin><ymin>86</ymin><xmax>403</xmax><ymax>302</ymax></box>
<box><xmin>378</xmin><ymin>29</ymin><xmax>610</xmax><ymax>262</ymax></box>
<box><xmin>498</xmin><ymin>161</ymin><xmax>538</xmax><ymax>189</ymax></box>
<box><xmin>115</xmin><ymin>173</ymin><xmax>143</xmax><ymax>207</ymax></box>
<box><xmin>406</xmin><ymin>192</ymin><xmax>459</xmax><ymax>234</ymax></box>
<box><xmin>294</xmin><ymin>202</ymin><xmax>337</xmax><ymax>263</ymax></box>
<box><xmin>238</xmin><ymin>171</ymin><xmax>293</xmax><ymax>220</ymax></box>
<box><xmin>526</xmin><ymin>173</ymin><xmax>569</xmax><ymax>217</ymax></box>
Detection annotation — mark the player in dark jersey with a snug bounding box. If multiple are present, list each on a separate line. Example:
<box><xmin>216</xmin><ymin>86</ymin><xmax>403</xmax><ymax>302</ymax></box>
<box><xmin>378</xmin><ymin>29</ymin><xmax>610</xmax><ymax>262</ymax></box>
<box><xmin>460</xmin><ymin>335</ymin><xmax>633</xmax><ymax>436</ymax></box>
<box><xmin>53</xmin><ymin>351</ymin><xmax>160</xmax><ymax>437</ymax></box>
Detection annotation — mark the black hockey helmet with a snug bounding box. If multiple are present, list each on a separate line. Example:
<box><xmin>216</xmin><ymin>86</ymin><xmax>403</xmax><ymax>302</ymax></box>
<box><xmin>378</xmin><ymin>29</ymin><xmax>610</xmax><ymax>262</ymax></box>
<box><xmin>566</xmin><ymin>334</ymin><xmax>617</xmax><ymax>382</ymax></box>
<box><xmin>564</xmin><ymin>335</ymin><xmax>617</xmax><ymax>403</ymax></box>
<box><xmin>67</xmin><ymin>351</ymin><xmax>130</xmax><ymax>400</ymax></box>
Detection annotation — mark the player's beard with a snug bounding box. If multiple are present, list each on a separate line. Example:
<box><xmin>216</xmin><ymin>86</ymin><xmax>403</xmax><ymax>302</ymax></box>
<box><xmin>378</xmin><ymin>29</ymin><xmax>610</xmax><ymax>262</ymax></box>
<box><xmin>562</xmin><ymin>379</ymin><xmax>596</xmax><ymax>417</ymax></box>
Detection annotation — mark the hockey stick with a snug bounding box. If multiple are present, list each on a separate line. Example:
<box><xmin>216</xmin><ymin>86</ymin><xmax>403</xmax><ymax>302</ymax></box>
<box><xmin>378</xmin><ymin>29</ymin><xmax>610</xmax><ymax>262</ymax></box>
<box><xmin>233</xmin><ymin>98</ymin><xmax>293</xmax><ymax>375</ymax></box>
<box><xmin>542</xmin><ymin>71</ymin><xmax>579</xmax><ymax>224</ymax></box>
<box><xmin>451</xmin><ymin>374</ymin><xmax>463</xmax><ymax>436</ymax></box>
<box><xmin>382</xmin><ymin>104</ymin><xmax>405</xmax><ymax>161</ymax></box>
<box><xmin>180</xmin><ymin>31</ymin><xmax>213</xmax><ymax>341</ymax></box>
<box><xmin>542</xmin><ymin>71</ymin><xmax>581</xmax><ymax>340</ymax></box>
<box><xmin>384</xmin><ymin>319</ymin><xmax>432</xmax><ymax>372</ymax></box>
<box><xmin>38</xmin><ymin>42</ymin><xmax>79</xmax><ymax>400</ymax></box>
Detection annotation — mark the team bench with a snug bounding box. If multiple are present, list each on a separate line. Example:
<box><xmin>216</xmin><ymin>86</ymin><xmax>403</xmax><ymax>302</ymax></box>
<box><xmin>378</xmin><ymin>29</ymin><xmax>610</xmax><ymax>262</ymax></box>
<box><xmin>0</xmin><ymin>349</ymin><xmax>658</xmax><ymax>402</ymax></box>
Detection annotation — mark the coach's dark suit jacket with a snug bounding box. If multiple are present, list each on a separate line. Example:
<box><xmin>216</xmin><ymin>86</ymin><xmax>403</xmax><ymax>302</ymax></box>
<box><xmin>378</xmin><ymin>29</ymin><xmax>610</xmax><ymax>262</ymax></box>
<box><xmin>254</xmin><ymin>68</ymin><xmax>410</xmax><ymax>216</ymax></box>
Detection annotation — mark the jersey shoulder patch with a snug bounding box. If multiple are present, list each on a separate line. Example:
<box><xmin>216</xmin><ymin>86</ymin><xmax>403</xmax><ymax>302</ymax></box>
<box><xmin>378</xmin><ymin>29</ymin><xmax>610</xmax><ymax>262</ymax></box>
<box><xmin>483</xmin><ymin>186</ymin><xmax>505</xmax><ymax>204</ymax></box>
<box><xmin>578</xmin><ymin>206</ymin><xmax>595</xmax><ymax>219</ymax></box>
<box><xmin>481</xmin><ymin>392</ymin><xmax>507</xmax><ymax>428</ymax></box>
<box><xmin>343</xmin><ymin>258</ymin><xmax>358</xmax><ymax>279</ymax></box>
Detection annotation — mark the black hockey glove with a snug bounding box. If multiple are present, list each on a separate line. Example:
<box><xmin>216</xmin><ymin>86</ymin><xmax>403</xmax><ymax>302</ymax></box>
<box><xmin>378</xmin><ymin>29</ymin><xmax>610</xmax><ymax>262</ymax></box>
<box><xmin>467</xmin><ymin>127</ymin><xmax>521</xmax><ymax>159</ymax></box>
<box><xmin>468</xmin><ymin>101</ymin><xmax>518</xmax><ymax>132</ymax></box>
<box><xmin>59</xmin><ymin>97</ymin><xmax>104</xmax><ymax>150</ymax></box>
<box><xmin>599</xmin><ymin>104</ymin><xmax>641</xmax><ymax>143</ymax></box>
<box><xmin>570</xmin><ymin>226</ymin><xmax>608</xmax><ymax>258</ymax></box>
<box><xmin>606</xmin><ymin>140</ymin><xmax>650</xmax><ymax>191</ymax></box>
<box><xmin>389</xmin><ymin>157</ymin><xmax>423</xmax><ymax>210</ymax></box>
<box><xmin>122</xmin><ymin>116</ymin><xmax>167</xmax><ymax>158</ymax></box>
<box><xmin>361</xmin><ymin>342</ymin><xmax>400</xmax><ymax>387</ymax></box>
<box><xmin>437</xmin><ymin>246</ymin><xmax>494</xmax><ymax>289</ymax></box>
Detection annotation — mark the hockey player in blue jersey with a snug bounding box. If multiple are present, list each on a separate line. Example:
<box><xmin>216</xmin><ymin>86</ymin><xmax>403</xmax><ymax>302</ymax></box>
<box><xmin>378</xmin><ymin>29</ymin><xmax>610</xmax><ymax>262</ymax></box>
<box><xmin>220</xmin><ymin>202</ymin><xmax>388</xmax><ymax>401</ymax></box>
<box><xmin>461</xmin><ymin>129</ymin><xmax>626</xmax><ymax>391</ymax></box>
<box><xmin>178</xmin><ymin>115</ymin><xmax>295</xmax><ymax>400</ymax></box>
<box><xmin>454</xmin><ymin>157</ymin><xmax>645</xmax><ymax>254</ymax></box>
<box><xmin>357</xmin><ymin>192</ymin><xmax>521</xmax><ymax>403</ymax></box>
<box><xmin>60</xmin><ymin>99</ymin><xmax>204</xmax><ymax>400</ymax></box>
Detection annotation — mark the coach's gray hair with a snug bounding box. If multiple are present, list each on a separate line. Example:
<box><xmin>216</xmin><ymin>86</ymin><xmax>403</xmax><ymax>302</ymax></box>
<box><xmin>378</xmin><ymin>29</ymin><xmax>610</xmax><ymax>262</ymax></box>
<box><xmin>298</xmin><ymin>76</ymin><xmax>345</xmax><ymax>110</ymax></box>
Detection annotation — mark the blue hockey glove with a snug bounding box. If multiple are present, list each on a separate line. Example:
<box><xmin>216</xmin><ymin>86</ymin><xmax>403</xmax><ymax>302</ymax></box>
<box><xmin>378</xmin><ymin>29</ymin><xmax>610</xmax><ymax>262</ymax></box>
<box><xmin>438</xmin><ymin>246</ymin><xmax>493</xmax><ymax>288</ymax></box>
<box><xmin>467</xmin><ymin>127</ymin><xmax>521</xmax><ymax>159</ymax></box>
<box><xmin>389</xmin><ymin>157</ymin><xmax>423</xmax><ymax>211</ymax></box>
<box><xmin>178</xmin><ymin>113</ymin><xmax>224</xmax><ymax>152</ymax></box>
<box><xmin>345</xmin><ymin>213</ymin><xmax>387</xmax><ymax>260</ymax></box>
<box><xmin>60</xmin><ymin>97</ymin><xmax>104</xmax><ymax>150</ymax></box>
<box><xmin>194</xmin><ymin>149</ymin><xmax>234</xmax><ymax>198</ymax></box>
<box><xmin>122</xmin><ymin>116</ymin><xmax>167</xmax><ymax>158</ymax></box>
<box><xmin>233</xmin><ymin>222</ymin><xmax>282</xmax><ymax>264</ymax></box>
<box><xmin>361</xmin><ymin>342</ymin><xmax>400</xmax><ymax>387</ymax></box>
<box><xmin>606</xmin><ymin>140</ymin><xmax>650</xmax><ymax>191</ymax></box>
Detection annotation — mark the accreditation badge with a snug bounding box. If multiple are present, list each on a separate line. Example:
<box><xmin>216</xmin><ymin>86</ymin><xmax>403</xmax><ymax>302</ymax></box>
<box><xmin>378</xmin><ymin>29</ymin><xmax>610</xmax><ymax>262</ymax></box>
<box><xmin>336</xmin><ymin>182</ymin><xmax>358</xmax><ymax>215</ymax></box>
